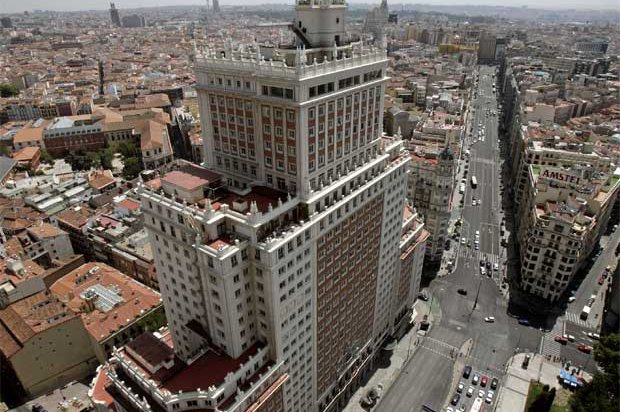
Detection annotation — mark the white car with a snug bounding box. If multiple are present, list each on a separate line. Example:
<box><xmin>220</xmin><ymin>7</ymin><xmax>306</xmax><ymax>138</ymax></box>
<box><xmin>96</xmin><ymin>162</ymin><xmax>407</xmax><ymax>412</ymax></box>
<box><xmin>486</xmin><ymin>390</ymin><xmax>495</xmax><ymax>403</ymax></box>
<box><xmin>466</xmin><ymin>387</ymin><xmax>474</xmax><ymax>397</ymax></box>
<box><xmin>461</xmin><ymin>237</ymin><xmax>467</xmax><ymax>245</ymax></box>
<box><xmin>474</xmin><ymin>243</ymin><xmax>479</xmax><ymax>250</ymax></box>
<box><xmin>480</xmin><ymin>267</ymin><xmax>486</xmax><ymax>276</ymax></box>
<box><xmin>568</xmin><ymin>296</ymin><xmax>576</xmax><ymax>303</ymax></box>
<box><xmin>587</xmin><ymin>332</ymin><xmax>600</xmax><ymax>340</ymax></box>
<box><xmin>457</xmin><ymin>382</ymin><xmax>465</xmax><ymax>393</ymax></box>
<box><xmin>485</xmin><ymin>316</ymin><xmax>495</xmax><ymax>323</ymax></box>
<box><xmin>478</xmin><ymin>389</ymin><xmax>485</xmax><ymax>398</ymax></box>
<box><xmin>493</xmin><ymin>263</ymin><xmax>499</xmax><ymax>271</ymax></box>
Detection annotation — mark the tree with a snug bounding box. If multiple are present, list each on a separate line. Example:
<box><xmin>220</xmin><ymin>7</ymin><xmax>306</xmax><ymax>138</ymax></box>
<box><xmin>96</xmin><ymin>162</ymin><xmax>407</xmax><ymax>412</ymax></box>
<box><xmin>528</xmin><ymin>385</ymin><xmax>555</xmax><ymax>412</ymax></box>
<box><xmin>86</xmin><ymin>152</ymin><xmax>101</xmax><ymax>169</ymax></box>
<box><xmin>117</xmin><ymin>141</ymin><xmax>139</xmax><ymax>159</ymax></box>
<box><xmin>122</xmin><ymin>156</ymin><xmax>142</xmax><ymax>180</ymax></box>
<box><xmin>0</xmin><ymin>83</ymin><xmax>19</xmax><ymax>98</ymax></box>
<box><xmin>569</xmin><ymin>333</ymin><xmax>620</xmax><ymax>412</ymax></box>
<box><xmin>0</xmin><ymin>145</ymin><xmax>10</xmax><ymax>157</ymax></box>
<box><xmin>39</xmin><ymin>149</ymin><xmax>53</xmax><ymax>164</ymax></box>
<box><xmin>100</xmin><ymin>147</ymin><xmax>115</xmax><ymax>170</ymax></box>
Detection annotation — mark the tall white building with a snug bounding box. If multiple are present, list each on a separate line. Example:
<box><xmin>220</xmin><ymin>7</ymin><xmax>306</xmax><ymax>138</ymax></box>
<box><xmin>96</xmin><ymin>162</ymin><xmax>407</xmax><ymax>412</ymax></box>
<box><xmin>89</xmin><ymin>2</ymin><xmax>425</xmax><ymax>412</ymax></box>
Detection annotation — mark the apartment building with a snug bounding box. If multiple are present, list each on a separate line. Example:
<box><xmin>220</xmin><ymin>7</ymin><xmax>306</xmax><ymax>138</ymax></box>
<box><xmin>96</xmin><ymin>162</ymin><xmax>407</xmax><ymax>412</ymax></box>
<box><xmin>0</xmin><ymin>290</ymin><xmax>97</xmax><ymax>399</ymax></box>
<box><xmin>511</xmin><ymin>124</ymin><xmax>620</xmax><ymax>302</ymax></box>
<box><xmin>50</xmin><ymin>262</ymin><xmax>163</xmax><ymax>363</ymax></box>
<box><xmin>405</xmin><ymin>146</ymin><xmax>454</xmax><ymax>262</ymax></box>
<box><xmin>90</xmin><ymin>1</ymin><xmax>423</xmax><ymax>411</ymax></box>
<box><xmin>42</xmin><ymin>115</ymin><xmax>106</xmax><ymax>158</ymax></box>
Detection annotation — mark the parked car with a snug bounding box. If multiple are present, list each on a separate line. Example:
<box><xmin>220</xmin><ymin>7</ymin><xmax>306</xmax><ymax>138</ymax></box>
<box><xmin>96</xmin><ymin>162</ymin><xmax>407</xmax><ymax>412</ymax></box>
<box><xmin>472</xmin><ymin>374</ymin><xmax>480</xmax><ymax>385</ymax></box>
<box><xmin>451</xmin><ymin>393</ymin><xmax>461</xmax><ymax>406</ymax></box>
<box><xmin>493</xmin><ymin>263</ymin><xmax>499</xmax><ymax>271</ymax></box>
<box><xmin>481</xmin><ymin>375</ymin><xmax>488</xmax><ymax>387</ymax></box>
<box><xmin>554</xmin><ymin>336</ymin><xmax>568</xmax><ymax>345</ymax></box>
<box><xmin>478</xmin><ymin>389</ymin><xmax>485</xmax><ymax>398</ymax></box>
<box><xmin>490</xmin><ymin>378</ymin><xmax>499</xmax><ymax>390</ymax></box>
<box><xmin>587</xmin><ymin>332</ymin><xmax>600</xmax><ymax>340</ymax></box>
<box><xmin>485</xmin><ymin>390</ymin><xmax>495</xmax><ymax>404</ymax></box>
<box><xmin>466</xmin><ymin>387</ymin><xmax>474</xmax><ymax>397</ymax></box>
<box><xmin>518</xmin><ymin>318</ymin><xmax>530</xmax><ymax>326</ymax></box>
<box><xmin>486</xmin><ymin>261</ymin><xmax>491</xmax><ymax>270</ymax></box>
<box><xmin>458</xmin><ymin>289</ymin><xmax>468</xmax><ymax>296</ymax></box>
<box><xmin>568</xmin><ymin>296</ymin><xmax>576</xmax><ymax>303</ymax></box>
<box><xmin>457</xmin><ymin>382</ymin><xmax>465</xmax><ymax>393</ymax></box>
<box><xmin>484</xmin><ymin>317</ymin><xmax>495</xmax><ymax>323</ymax></box>
<box><xmin>463</xmin><ymin>365</ymin><xmax>472</xmax><ymax>379</ymax></box>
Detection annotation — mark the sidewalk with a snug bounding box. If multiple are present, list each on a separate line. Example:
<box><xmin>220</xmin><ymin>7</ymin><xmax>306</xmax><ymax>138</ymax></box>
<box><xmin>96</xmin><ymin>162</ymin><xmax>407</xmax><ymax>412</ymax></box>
<box><xmin>343</xmin><ymin>300</ymin><xmax>432</xmax><ymax>412</ymax></box>
<box><xmin>493</xmin><ymin>353</ymin><xmax>590</xmax><ymax>412</ymax></box>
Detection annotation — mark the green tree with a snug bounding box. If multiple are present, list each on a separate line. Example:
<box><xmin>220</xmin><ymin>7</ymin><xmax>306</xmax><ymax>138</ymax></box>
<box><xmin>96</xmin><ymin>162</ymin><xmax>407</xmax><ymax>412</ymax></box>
<box><xmin>528</xmin><ymin>385</ymin><xmax>555</xmax><ymax>412</ymax></box>
<box><xmin>39</xmin><ymin>149</ymin><xmax>53</xmax><ymax>164</ymax></box>
<box><xmin>100</xmin><ymin>147</ymin><xmax>115</xmax><ymax>170</ymax></box>
<box><xmin>117</xmin><ymin>141</ymin><xmax>139</xmax><ymax>159</ymax></box>
<box><xmin>122</xmin><ymin>156</ymin><xmax>142</xmax><ymax>180</ymax></box>
<box><xmin>0</xmin><ymin>144</ymin><xmax>10</xmax><ymax>157</ymax></box>
<box><xmin>0</xmin><ymin>83</ymin><xmax>19</xmax><ymax>97</ymax></box>
<box><xmin>86</xmin><ymin>152</ymin><xmax>101</xmax><ymax>169</ymax></box>
<box><xmin>569</xmin><ymin>333</ymin><xmax>620</xmax><ymax>412</ymax></box>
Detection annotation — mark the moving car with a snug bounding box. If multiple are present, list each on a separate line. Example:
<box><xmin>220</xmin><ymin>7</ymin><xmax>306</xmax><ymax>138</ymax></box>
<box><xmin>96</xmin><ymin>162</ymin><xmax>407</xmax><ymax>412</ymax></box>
<box><xmin>458</xmin><ymin>289</ymin><xmax>468</xmax><ymax>296</ymax></box>
<box><xmin>481</xmin><ymin>376</ymin><xmax>488</xmax><ymax>387</ymax></box>
<box><xmin>563</xmin><ymin>334</ymin><xmax>575</xmax><ymax>342</ymax></box>
<box><xmin>554</xmin><ymin>336</ymin><xmax>568</xmax><ymax>345</ymax></box>
<box><xmin>578</xmin><ymin>345</ymin><xmax>593</xmax><ymax>354</ymax></box>
<box><xmin>518</xmin><ymin>318</ymin><xmax>530</xmax><ymax>326</ymax></box>
<box><xmin>568</xmin><ymin>296</ymin><xmax>576</xmax><ymax>303</ymax></box>
<box><xmin>484</xmin><ymin>316</ymin><xmax>495</xmax><ymax>323</ymax></box>
<box><xmin>587</xmin><ymin>332</ymin><xmax>600</xmax><ymax>340</ymax></box>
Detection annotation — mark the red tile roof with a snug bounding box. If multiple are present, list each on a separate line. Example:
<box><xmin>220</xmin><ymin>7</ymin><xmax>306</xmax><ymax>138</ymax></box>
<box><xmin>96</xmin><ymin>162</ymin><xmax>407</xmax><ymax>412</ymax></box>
<box><xmin>50</xmin><ymin>262</ymin><xmax>161</xmax><ymax>342</ymax></box>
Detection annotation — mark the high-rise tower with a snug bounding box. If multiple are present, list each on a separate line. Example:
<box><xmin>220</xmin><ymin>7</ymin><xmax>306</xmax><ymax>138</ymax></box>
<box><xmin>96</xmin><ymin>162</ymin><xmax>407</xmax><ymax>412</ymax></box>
<box><xmin>109</xmin><ymin>2</ymin><xmax>121</xmax><ymax>27</ymax></box>
<box><xmin>90</xmin><ymin>1</ymin><xmax>426</xmax><ymax>412</ymax></box>
<box><xmin>212</xmin><ymin>0</ymin><xmax>220</xmax><ymax>13</ymax></box>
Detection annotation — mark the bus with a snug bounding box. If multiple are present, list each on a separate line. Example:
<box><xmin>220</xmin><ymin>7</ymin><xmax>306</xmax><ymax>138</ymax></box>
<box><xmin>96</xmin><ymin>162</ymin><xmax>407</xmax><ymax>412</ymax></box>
<box><xmin>470</xmin><ymin>397</ymin><xmax>484</xmax><ymax>412</ymax></box>
<box><xmin>471</xmin><ymin>176</ymin><xmax>478</xmax><ymax>188</ymax></box>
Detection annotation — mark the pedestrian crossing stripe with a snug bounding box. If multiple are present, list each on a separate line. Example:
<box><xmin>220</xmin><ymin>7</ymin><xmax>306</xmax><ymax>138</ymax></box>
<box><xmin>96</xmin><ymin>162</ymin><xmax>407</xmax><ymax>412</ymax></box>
<box><xmin>541</xmin><ymin>318</ymin><xmax>565</xmax><ymax>358</ymax></box>
<box><xmin>564</xmin><ymin>312</ymin><xmax>591</xmax><ymax>328</ymax></box>
<box><xmin>457</xmin><ymin>249</ymin><xmax>502</xmax><ymax>265</ymax></box>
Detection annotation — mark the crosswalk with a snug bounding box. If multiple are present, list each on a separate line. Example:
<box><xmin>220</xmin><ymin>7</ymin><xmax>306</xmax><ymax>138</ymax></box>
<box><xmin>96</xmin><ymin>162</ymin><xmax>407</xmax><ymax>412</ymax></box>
<box><xmin>457</xmin><ymin>248</ymin><xmax>502</xmax><ymax>267</ymax></box>
<box><xmin>565</xmin><ymin>312</ymin><xmax>591</xmax><ymax>328</ymax></box>
<box><xmin>541</xmin><ymin>319</ymin><xmax>564</xmax><ymax>358</ymax></box>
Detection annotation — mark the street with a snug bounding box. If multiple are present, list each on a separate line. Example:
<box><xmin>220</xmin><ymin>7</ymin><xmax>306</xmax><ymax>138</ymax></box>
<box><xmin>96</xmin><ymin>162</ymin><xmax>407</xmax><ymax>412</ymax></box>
<box><xmin>375</xmin><ymin>66</ymin><xmax>543</xmax><ymax>412</ymax></box>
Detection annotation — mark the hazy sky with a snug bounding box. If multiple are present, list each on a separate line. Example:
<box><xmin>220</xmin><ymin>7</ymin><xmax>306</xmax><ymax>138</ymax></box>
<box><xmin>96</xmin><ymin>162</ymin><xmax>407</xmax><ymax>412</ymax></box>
<box><xmin>1</xmin><ymin>0</ymin><xmax>618</xmax><ymax>13</ymax></box>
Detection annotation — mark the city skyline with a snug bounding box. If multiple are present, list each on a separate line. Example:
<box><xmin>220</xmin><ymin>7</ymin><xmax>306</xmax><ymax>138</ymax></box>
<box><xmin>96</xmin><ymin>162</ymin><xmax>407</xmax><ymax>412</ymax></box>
<box><xmin>1</xmin><ymin>0</ymin><xmax>620</xmax><ymax>14</ymax></box>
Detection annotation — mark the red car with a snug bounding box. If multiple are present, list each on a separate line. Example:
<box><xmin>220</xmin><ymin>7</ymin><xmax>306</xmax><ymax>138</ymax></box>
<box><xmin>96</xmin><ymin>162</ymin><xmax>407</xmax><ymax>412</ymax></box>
<box><xmin>578</xmin><ymin>345</ymin><xmax>593</xmax><ymax>354</ymax></box>
<box><xmin>555</xmin><ymin>336</ymin><xmax>568</xmax><ymax>345</ymax></box>
<box><xmin>481</xmin><ymin>375</ymin><xmax>489</xmax><ymax>387</ymax></box>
